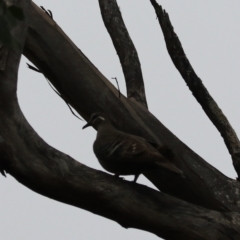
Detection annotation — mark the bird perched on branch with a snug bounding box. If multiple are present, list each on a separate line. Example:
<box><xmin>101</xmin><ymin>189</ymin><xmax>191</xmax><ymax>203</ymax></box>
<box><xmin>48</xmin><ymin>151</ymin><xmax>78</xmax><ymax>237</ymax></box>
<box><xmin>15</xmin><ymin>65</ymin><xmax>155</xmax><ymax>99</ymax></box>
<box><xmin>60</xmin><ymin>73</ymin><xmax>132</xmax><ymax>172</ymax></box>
<box><xmin>82</xmin><ymin>112</ymin><xmax>183</xmax><ymax>182</ymax></box>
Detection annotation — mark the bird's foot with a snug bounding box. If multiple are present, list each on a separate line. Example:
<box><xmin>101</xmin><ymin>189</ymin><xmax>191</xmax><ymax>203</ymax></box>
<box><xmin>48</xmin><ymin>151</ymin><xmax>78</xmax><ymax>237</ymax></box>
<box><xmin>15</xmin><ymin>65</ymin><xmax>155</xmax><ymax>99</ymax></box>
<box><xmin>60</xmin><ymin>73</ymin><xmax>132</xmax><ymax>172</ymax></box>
<box><xmin>114</xmin><ymin>174</ymin><xmax>125</xmax><ymax>180</ymax></box>
<box><xmin>132</xmin><ymin>174</ymin><xmax>140</xmax><ymax>183</ymax></box>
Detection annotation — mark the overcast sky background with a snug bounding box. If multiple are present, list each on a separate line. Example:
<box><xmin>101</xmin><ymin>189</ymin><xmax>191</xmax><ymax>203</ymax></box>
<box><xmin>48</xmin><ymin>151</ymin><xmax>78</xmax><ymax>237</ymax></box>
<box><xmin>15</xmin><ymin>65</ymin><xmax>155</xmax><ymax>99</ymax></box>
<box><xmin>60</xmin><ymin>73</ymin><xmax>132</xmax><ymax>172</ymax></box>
<box><xmin>1</xmin><ymin>1</ymin><xmax>240</xmax><ymax>239</ymax></box>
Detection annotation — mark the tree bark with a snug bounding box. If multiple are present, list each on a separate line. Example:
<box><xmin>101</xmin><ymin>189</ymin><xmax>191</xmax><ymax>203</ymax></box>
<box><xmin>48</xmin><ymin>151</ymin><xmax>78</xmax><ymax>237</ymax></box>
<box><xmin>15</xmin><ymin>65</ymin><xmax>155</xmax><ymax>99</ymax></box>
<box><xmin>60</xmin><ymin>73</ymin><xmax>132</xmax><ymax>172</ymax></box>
<box><xmin>0</xmin><ymin>1</ymin><xmax>240</xmax><ymax>239</ymax></box>
<box><xmin>150</xmin><ymin>0</ymin><xmax>240</xmax><ymax>179</ymax></box>
<box><xmin>22</xmin><ymin>1</ymin><xmax>240</xmax><ymax>211</ymax></box>
<box><xmin>98</xmin><ymin>0</ymin><xmax>148</xmax><ymax>108</ymax></box>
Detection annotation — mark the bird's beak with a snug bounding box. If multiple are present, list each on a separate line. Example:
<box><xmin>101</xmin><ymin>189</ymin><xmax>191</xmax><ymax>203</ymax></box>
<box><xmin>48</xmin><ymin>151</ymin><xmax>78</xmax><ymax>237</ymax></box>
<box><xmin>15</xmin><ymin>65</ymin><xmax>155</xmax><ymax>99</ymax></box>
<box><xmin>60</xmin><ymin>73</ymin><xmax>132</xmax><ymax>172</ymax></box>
<box><xmin>82</xmin><ymin>122</ymin><xmax>91</xmax><ymax>129</ymax></box>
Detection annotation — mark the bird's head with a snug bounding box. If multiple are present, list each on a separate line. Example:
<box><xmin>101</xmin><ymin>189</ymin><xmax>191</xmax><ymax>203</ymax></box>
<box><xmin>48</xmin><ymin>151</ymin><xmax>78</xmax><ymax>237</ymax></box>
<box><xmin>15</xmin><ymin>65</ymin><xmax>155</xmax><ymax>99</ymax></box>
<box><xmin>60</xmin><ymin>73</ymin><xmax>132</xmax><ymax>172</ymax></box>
<box><xmin>82</xmin><ymin>112</ymin><xmax>110</xmax><ymax>130</ymax></box>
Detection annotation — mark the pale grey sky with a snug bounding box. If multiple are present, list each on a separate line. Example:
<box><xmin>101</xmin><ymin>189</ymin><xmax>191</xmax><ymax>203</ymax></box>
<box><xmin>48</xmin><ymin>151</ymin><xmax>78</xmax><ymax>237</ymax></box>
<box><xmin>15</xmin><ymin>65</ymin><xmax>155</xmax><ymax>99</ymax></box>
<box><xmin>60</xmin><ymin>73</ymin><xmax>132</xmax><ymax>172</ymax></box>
<box><xmin>1</xmin><ymin>1</ymin><xmax>240</xmax><ymax>239</ymax></box>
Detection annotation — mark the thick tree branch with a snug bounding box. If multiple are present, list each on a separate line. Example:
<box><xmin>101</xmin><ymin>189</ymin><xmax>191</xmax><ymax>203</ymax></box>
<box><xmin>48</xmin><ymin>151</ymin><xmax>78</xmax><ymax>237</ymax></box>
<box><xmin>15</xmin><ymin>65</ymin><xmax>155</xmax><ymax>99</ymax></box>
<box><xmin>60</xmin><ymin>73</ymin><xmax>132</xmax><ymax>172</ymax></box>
<box><xmin>1</xmin><ymin>23</ymin><xmax>240</xmax><ymax>239</ymax></box>
<box><xmin>1</xmin><ymin>10</ymin><xmax>240</xmax><ymax>238</ymax></box>
<box><xmin>150</xmin><ymin>0</ymin><xmax>240</xmax><ymax>179</ymax></box>
<box><xmin>21</xmin><ymin>2</ymin><xmax>240</xmax><ymax>212</ymax></box>
<box><xmin>98</xmin><ymin>0</ymin><xmax>148</xmax><ymax>108</ymax></box>
<box><xmin>0</xmin><ymin>1</ymin><xmax>240</xmax><ymax>238</ymax></box>
<box><xmin>1</xmin><ymin>116</ymin><xmax>240</xmax><ymax>240</ymax></box>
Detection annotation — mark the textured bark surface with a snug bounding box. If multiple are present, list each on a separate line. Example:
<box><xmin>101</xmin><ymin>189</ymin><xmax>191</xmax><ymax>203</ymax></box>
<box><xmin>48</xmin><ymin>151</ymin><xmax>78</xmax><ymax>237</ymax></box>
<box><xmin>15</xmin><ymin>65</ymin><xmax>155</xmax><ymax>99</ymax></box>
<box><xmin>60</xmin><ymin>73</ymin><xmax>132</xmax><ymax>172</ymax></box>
<box><xmin>0</xmin><ymin>1</ymin><xmax>240</xmax><ymax>239</ymax></box>
<box><xmin>98</xmin><ymin>0</ymin><xmax>148</xmax><ymax>108</ymax></box>
<box><xmin>150</xmin><ymin>0</ymin><xmax>240</xmax><ymax>179</ymax></box>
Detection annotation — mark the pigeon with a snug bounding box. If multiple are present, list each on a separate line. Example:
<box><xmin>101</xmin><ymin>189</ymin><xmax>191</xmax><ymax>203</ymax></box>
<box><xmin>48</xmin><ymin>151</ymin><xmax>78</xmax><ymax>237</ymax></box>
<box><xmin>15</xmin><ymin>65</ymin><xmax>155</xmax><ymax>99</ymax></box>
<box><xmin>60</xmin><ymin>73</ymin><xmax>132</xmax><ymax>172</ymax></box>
<box><xmin>83</xmin><ymin>112</ymin><xmax>183</xmax><ymax>182</ymax></box>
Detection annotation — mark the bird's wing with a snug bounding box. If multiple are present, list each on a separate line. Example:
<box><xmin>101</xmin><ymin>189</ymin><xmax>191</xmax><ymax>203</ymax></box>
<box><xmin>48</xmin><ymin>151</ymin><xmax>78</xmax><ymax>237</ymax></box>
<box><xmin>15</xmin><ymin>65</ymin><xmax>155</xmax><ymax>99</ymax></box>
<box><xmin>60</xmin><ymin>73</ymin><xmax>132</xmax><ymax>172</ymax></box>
<box><xmin>107</xmin><ymin>134</ymin><xmax>159</xmax><ymax>160</ymax></box>
<box><xmin>94</xmin><ymin>132</ymin><xmax>160</xmax><ymax>161</ymax></box>
<box><xmin>145</xmin><ymin>139</ymin><xmax>159</xmax><ymax>148</ymax></box>
<box><xmin>145</xmin><ymin>140</ymin><xmax>175</xmax><ymax>159</ymax></box>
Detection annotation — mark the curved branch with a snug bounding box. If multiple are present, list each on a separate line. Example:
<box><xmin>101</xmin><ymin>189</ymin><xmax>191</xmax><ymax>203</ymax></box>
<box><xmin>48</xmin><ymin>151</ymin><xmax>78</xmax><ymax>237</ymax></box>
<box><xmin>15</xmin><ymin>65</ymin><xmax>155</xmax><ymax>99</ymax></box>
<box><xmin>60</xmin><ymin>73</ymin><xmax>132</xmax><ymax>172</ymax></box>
<box><xmin>1</xmin><ymin>2</ymin><xmax>240</xmax><ymax>239</ymax></box>
<box><xmin>1</xmin><ymin>119</ymin><xmax>240</xmax><ymax>240</ymax></box>
<box><xmin>149</xmin><ymin>0</ymin><xmax>240</xmax><ymax>179</ymax></box>
<box><xmin>98</xmin><ymin>0</ymin><xmax>148</xmax><ymax>108</ymax></box>
<box><xmin>1</xmin><ymin>23</ymin><xmax>240</xmax><ymax>238</ymax></box>
<box><xmin>22</xmin><ymin>2</ymin><xmax>240</xmax><ymax>212</ymax></box>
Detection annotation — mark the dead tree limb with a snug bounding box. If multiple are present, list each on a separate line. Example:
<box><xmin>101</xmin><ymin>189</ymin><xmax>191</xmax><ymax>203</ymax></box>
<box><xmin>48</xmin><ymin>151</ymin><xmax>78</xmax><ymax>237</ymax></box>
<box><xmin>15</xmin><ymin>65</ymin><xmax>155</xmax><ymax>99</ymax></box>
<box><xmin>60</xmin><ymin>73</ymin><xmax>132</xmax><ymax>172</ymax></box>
<box><xmin>98</xmin><ymin>0</ymin><xmax>148</xmax><ymax>108</ymax></box>
<box><xmin>150</xmin><ymin>0</ymin><xmax>240</xmax><ymax>179</ymax></box>
<box><xmin>0</xmin><ymin>1</ymin><xmax>240</xmax><ymax>239</ymax></box>
<box><xmin>0</xmin><ymin>13</ymin><xmax>240</xmax><ymax>238</ymax></box>
<box><xmin>21</xmin><ymin>2</ymin><xmax>240</xmax><ymax>212</ymax></box>
<box><xmin>1</xmin><ymin>4</ymin><xmax>240</xmax><ymax>238</ymax></box>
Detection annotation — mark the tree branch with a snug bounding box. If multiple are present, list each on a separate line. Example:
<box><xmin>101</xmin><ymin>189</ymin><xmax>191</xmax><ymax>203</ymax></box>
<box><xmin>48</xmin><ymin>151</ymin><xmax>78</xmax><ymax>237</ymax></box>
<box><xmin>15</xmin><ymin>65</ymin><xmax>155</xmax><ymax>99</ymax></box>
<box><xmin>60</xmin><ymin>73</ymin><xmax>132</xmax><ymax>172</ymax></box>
<box><xmin>149</xmin><ymin>0</ymin><xmax>240</xmax><ymax>179</ymax></box>
<box><xmin>2</xmin><ymin>9</ymin><xmax>240</xmax><ymax>237</ymax></box>
<box><xmin>98</xmin><ymin>0</ymin><xmax>148</xmax><ymax>108</ymax></box>
<box><xmin>1</xmin><ymin>116</ymin><xmax>240</xmax><ymax>240</ymax></box>
<box><xmin>0</xmin><ymin>1</ymin><xmax>240</xmax><ymax>238</ymax></box>
<box><xmin>21</xmin><ymin>2</ymin><xmax>240</xmax><ymax>212</ymax></box>
<box><xmin>1</xmin><ymin>26</ymin><xmax>240</xmax><ymax>238</ymax></box>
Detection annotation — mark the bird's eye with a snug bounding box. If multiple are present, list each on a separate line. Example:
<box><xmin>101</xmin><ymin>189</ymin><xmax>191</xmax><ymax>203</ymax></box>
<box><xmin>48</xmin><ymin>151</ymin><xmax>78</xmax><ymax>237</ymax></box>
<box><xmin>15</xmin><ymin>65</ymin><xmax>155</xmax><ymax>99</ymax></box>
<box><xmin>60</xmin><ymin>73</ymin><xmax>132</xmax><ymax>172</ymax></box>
<box><xmin>91</xmin><ymin>114</ymin><xmax>98</xmax><ymax>121</ymax></box>
<box><xmin>90</xmin><ymin>113</ymin><xmax>105</xmax><ymax>124</ymax></box>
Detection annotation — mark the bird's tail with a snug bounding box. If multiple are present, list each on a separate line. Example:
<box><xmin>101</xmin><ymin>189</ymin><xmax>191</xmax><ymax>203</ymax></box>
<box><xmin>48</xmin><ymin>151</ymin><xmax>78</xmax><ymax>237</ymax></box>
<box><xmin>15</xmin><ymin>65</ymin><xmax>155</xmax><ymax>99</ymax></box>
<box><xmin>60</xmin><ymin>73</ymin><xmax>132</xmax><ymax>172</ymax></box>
<box><xmin>155</xmin><ymin>161</ymin><xmax>184</xmax><ymax>177</ymax></box>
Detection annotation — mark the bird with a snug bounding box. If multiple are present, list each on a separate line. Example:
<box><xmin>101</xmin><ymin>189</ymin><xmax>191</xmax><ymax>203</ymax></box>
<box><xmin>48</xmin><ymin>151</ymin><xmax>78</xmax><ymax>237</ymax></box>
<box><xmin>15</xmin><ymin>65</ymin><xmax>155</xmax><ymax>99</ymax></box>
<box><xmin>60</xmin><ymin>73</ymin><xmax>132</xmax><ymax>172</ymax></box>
<box><xmin>82</xmin><ymin>112</ymin><xmax>183</xmax><ymax>182</ymax></box>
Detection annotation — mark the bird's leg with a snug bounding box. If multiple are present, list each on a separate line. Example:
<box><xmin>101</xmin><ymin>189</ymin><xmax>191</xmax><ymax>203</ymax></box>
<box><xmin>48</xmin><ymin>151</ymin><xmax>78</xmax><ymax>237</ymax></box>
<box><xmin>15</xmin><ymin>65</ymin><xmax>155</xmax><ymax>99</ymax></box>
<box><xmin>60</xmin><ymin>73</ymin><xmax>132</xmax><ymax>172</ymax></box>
<box><xmin>114</xmin><ymin>173</ymin><xmax>120</xmax><ymax>178</ymax></box>
<box><xmin>114</xmin><ymin>174</ymin><xmax>125</xmax><ymax>180</ymax></box>
<box><xmin>133</xmin><ymin>173</ymin><xmax>140</xmax><ymax>183</ymax></box>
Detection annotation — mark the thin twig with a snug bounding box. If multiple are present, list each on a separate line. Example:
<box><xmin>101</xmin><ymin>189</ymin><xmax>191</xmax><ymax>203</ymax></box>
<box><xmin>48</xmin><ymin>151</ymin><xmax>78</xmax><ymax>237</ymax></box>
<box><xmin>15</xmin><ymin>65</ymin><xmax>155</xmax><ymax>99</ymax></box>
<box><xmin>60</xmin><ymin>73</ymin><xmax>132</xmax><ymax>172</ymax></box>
<box><xmin>112</xmin><ymin>77</ymin><xmax>121</xmax><ymax>98</ymax></box>
<box><xmin>40</xmin><ymin>6</ymin><xmax>53</xmax><ymax>19</ymax></box>
<box><xmin>64</xmin><ymin>100</ymin><xmax>83</xmax><ymax>121</ymax></box>
<box><xmin>47</xmin><ymin>10</ymin><xmax>53</xmax><ymax>19</ymax></box>
<box><xmin>99</xmin><ymin>0</ymin><xmax>148</xmax><ymax>108</ymax></box>
<box><xmin>26</xmin><ymin>63</ymin><xmax>83</xmax><ymax>121</ymax></box>
<box><xmin>27</xmin><ymin>63</ymin><xmax>41</xmax><ymax>72</ymax></box>
<box><xmin>150</xmin><ymin>0</ymin><xmax>240</xmax><ymax>179</ymax></box>
<box><xmin>45</xmin><ymin>79</ymin><xmax>83</xmax><ymax>121</ymax></box>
